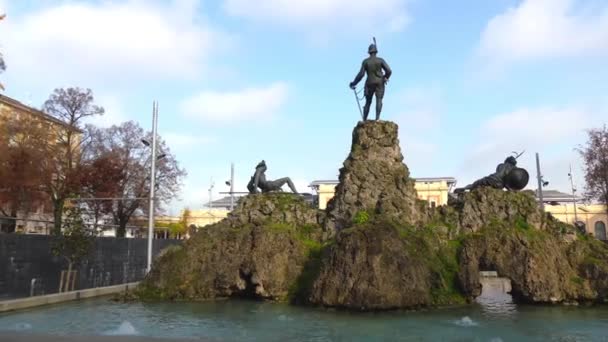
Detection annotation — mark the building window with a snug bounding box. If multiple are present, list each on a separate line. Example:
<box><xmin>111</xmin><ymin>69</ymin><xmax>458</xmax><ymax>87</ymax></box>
<box><xmin>595</xmin><ymin>221</ymin><xmax>606</xmax><ymax>241</ymax></box>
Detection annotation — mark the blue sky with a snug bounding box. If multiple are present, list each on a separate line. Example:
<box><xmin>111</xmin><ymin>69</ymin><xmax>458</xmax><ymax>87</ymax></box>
<box><xmin>1</xmin><ymin>0</ymin><xmax>607</xmax><ymax>214</ymax></box>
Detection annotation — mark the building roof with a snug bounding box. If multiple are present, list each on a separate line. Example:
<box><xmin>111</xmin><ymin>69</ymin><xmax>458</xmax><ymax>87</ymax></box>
<box><xmin>309</xmin><ymin>180</ymin><xmax>340</xmax><ymax>186</ymax></box>
<box><xmin>0</xmin><ymin>94</ymin><xmax>83</xmax><ymax>133</ymax></box>
<box><xmin>209</xmin><ymin>196</ymin><xmax>244</xmax><ymax>208</ymax></box>
<box><xmin>209</xmin><ymin>193</ymin><xmax>316</xmax><ymax>208</ymax></box>
<box><xmin>539</xmin><ymin>189</ymin><xmax>583</xmax><ymax>203</ymax></box>
<box><xmin>309</xmin><ymin>177</ymin><xmax>457</xmax><ymax>187</ymax></box>
<box><xmin>415</xmin><ymin>177</ymin><xmax>457</xmax><ymax>184</ymax></box>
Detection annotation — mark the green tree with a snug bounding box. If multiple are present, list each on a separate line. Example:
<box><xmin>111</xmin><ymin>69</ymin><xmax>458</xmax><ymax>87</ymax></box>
<box><xmin>168</xmin><ymin>222</ymin><xmax>186</xmax><ymax>239</ymax></box>
<box><xmin>180</xmin><ymin>208</ymin><xmax>191</xmax><ymax>229</ymax></box>
<box><xmin>51</xmin><ymin>206</ymin><xmax>94</xmax><ymax>292</ymax></box>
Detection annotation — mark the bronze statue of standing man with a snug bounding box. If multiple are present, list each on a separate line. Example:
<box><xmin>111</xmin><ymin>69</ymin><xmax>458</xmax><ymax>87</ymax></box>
<box><xmin>349</xmin><ymin>40</ymin><xmax>392</xmax><ymax>121</ymax></box>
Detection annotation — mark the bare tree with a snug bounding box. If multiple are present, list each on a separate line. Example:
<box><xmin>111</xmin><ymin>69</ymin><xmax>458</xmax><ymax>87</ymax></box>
<box><xmin>42</xmin><ymin>87</ymin><xmax>104</xmax><ymax>234</ymax></box>
<box><xmin>0</xmin><ymin>13</ymin><xmax>6</xmax><ymax>91</ymax></box>
<box><xmin>578</xmin><ymin>124</ymin><xmax>608</xmax><ymax>215</ymax></box>
<box><xmin>88</xmin><ymin>121</ymin><xmax>186</xmax><ymax>237</ymax></box>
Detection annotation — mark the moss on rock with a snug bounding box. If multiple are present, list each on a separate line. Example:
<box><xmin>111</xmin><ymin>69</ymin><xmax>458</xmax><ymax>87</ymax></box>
<box><xmin>309</xmin><ymin>219</ymin><xmax>466</xmax><ymax>310</ymax></box>
<box><xmin>324</xmin><ymin>121</ymin><xmax>427</xmax><ymax>234</ymax></box>
<box><xmin>566</xmin><ymin>237</ymin><xmax>608</xmax><ymax>302</ymax></box>
<box><xmin>456</xmin><ymin>220</ymin><xmax>598</xmax><ymax>304</ymax></box>
<box><xmin>136</xmin><ymin>193</ymin><xmax>325</xmax><ymax>302</ymax></box>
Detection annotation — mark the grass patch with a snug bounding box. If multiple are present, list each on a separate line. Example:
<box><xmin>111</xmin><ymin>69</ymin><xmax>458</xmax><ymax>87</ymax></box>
<box><xmin>515</xmin><ymin>216</ymin><xmax>532</xmax><ymax>231</ymax></box>
<box><xmin>353</xmin><ymin>210</ymin><xmax>371</xmax><ymax>225</ymax></box>
<box><xmin>267</xmin><ymin>222</ymin><xmax>293</xmax><ymax>233</ymax></box>
<box><xmin>430</xmin><ymin>238</ymin><xmax>466</xmax><ymax>306</ymax></box>
<box><xmin>390</xmin><ymin>221</ymin><xmax>466</xmax><ymax>306</ymax></box>
<box><xmin>273</xmin><ymin>193</ymin><xmax>302</xmax><ymax>209</ymax></box>
<box><xmin>287</xmin><ymin>240</ymin><xmax>332</xmax><ymax>304</ymax></box>
<box><xmin>570</xmin><ymin>276</ymin><xmax>584</xmax><ymax>285</ymax></box>
<box><xmin>265</xmin><ymin>221</ymin><xmax>326</xmax><ymax>301</ymax></box>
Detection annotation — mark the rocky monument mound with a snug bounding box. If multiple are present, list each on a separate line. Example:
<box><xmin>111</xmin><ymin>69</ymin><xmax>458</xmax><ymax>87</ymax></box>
<box><xmin>130</xmin><ymin>37</ymin><xmax>608</xmax><ymax>309</ymax></box>
<box><xmin>137</xmin><ymin>193</ymin><xmax>325</xmax><ymax>301</ymax></box>
<box><xmin>441</xmin><ymin>187</ymin><xmax>608</xmax><ymax>304</ymax></box>
<box><xmin>310</xmin><ymin>219</ymin><xmax>464</xmax><ymax>310</ymax></box>
<box><xmin>135</xmin><ymin>119</ymin><xmax>608</xmax><ymax>309</ymax></box>
<box><xmin>324</xmin><ymin>121</ymin><xmax>427</xmax><ymax>234</ymax></box>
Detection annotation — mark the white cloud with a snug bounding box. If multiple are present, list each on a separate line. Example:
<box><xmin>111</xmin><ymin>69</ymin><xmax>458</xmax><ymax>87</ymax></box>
<box><xmin>180</xmin><ymin>82</ymin><xmax>289</xmax><ymax>123</ymax></box>
<box><xmin>476</xmin><ymin>107</ymin><xmax>590</xmax><ymax>151</ymax></box>
<box><xmin>85</xmin><ymin>94</ymin><xmax>128</xmax><ymax>128</ymax></box>
<box><xmin>291</xmin><ymin>178</ymin><xmax>313</xmax><ymax>194</ymax></box>
<box><xmin>477</xmin><ymin>0</ymin><xmax>608</xmax><ymax>67</ymax></box>
<box><xmin>393</xmin><ymin>86</ymin><xmax>442</xmax><ymax>131</ymax></box>
<box><xmin>164</xmin><ymin>132</ymin><xmax>216</xmax><ymax>149</ymax></box>
<box><xmin>0</xmin><ymin>0</ymin><xmax>233</xmax><ymax>87</ymax></box>
<box><xmin>222</xmin><ymin>0</ymin><xmax>411</xmax><ymax>36</ymax></box>
<box><xmin>389</xmin><ymin>86</ymin><xmax>443</xmax><ymax>172</ymax></box>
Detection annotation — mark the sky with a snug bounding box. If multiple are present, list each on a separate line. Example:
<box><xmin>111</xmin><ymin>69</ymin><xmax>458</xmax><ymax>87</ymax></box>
<box><xmin>1</xmin><ymin>0</ymin><xmax>607</xmax><ymax>215</ymax></box>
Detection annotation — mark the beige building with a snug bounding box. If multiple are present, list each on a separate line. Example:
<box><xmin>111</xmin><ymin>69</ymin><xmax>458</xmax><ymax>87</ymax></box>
<box><xmin>309</xmin><ymin>177</ymin><xmax>457</xmax><ymax>210</ymax></box>
<box><xmin>130</xmin><ymin>209</ymin><xmax>229</xmax><ymax>239</ymax></box>
<box><xmin>545</xmin><ymin>204</ymin><xmax>607</xmax><ymax>240</ymax></box>
<box><xmin>414</xmin><ymin>177</ymin><xmax>457</xmax><ymax>207</ymax></box>
<box><xmin>541</xmin><ymin>190</ymin><xmax>607</xmax><ymax>240</ymax></box>
<box><xmin>309</xmin><ymin>180</ymin><xmax>339</xmax><ymax>210</ymax></box>
<box><xmin>184</xmin><ymin>209</ymin><xmax>229</xmax><ymax>227</ymax></box>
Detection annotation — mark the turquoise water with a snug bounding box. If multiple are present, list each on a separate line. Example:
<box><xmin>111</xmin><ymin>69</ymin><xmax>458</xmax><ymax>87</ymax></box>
<box><xmin>1</xmin><ymin>295</ymin><xmax>607</xmax><ymax>341</ymax></box>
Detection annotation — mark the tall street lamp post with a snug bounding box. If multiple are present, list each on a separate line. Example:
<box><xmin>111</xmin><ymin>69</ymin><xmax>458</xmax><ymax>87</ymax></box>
<box><xmin>146</xmin><ymin>101</ymin><xmax>158</xmax><ymax>274</ymax></box>
<box><xmin>535</xmin><ymin>153</ymin><xmax>549</xmax><ymax>211</ymax></box>
<box><xmin>568</xmin><ymin>164</ymin><xmax>579</xmax><ymax>224</ymax></box>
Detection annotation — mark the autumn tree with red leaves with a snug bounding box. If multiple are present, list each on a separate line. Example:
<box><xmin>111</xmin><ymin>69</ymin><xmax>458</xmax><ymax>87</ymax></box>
<box><xmin>78</xmin><ymin>147</ymin><xmax>124</xmax><ymax>232</ymax></box>
<box><xmin>0</xmin><ymin>114</ymin><xmax>50</xmax><ymax>232</ymax></box>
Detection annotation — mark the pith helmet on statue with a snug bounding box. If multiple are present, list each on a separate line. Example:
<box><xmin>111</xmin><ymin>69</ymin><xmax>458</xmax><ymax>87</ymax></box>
<box><xmin>504</xmin><ymin>156</ymin><xmax>517</xmax><ymax>165</ymax></box>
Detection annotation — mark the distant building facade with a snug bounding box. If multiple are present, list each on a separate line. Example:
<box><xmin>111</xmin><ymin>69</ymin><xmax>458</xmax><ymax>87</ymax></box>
<box><xmin>308</xmin><ymin>180</ymin><xmax>339</xmax><ymax>210</ymax></box>
<box><xmin>126</xmin><ymin>209</ymin><xmax>230</xmax><ymax>240</ymax></box>
<box><xmin>414</xmin><ymin>177</ymin><xmax>457</xmax><ymax>207</ymax></box>
<box><xmin>186</xmin><ymin>209</ymin><xmax>229</xmax><ymax>227</ymax></box>
<box><xmin>541</xmin><ymin>190</ymin><xmax>607</xmax><ymax>241</ymax></box>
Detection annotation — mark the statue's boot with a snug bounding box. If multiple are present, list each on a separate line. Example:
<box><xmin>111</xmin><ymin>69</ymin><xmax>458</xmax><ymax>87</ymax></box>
<box><xmin>363</xmin><ymin>105</ymin><xmax>370</xmax><ymax>121</ymax></box>
<box><xmin>363</xmin><ymin>95</ymin><xmax>372</xmax><ymax>121</ymax></box>
<box><xmin>376</xmin><ymin>99</ymin><xmax>383</xmax><ymax>120</ymax></box>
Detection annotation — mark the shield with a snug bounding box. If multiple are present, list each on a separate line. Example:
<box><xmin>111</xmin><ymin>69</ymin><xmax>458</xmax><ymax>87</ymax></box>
<box><xmin>504</xmin><ymin>167</ymin><xmax>529</xmax><ymax>191</ymax></box>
